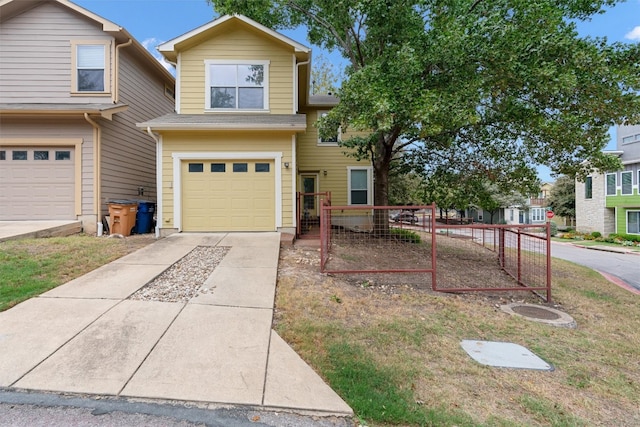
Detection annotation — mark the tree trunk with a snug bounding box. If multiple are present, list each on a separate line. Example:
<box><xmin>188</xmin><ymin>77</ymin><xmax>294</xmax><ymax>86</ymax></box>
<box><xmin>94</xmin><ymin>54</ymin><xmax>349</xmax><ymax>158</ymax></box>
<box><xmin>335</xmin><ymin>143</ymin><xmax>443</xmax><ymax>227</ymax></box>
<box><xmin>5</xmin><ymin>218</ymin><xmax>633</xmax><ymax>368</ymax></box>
<box><xmin>372</xmin><ymin>134</ymin><xmax>393</xmax><ymax>235</ymax></box>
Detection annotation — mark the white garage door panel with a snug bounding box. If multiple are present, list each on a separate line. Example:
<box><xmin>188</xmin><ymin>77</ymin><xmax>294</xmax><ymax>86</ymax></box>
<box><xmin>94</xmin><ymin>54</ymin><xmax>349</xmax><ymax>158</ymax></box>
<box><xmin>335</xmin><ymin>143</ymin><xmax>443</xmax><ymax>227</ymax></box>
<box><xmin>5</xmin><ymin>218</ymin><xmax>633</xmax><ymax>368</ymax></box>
<box><xmin>0</xmin><ymin>147</ymin><xmax>75</xmax><ymax>220</ymax></box>
<box><xmin>182</xmin><ymin>160</ymin><xmax>275</xmax><ymax>232</ymax></box>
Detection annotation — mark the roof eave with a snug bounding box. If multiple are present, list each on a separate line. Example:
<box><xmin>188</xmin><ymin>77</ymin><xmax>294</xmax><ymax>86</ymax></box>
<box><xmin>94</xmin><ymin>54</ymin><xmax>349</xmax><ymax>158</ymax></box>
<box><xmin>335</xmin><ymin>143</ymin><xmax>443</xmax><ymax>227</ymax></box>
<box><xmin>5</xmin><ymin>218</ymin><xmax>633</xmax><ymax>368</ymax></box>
<box><xmin>137</xmin><ymin>123</ymin><xmax>307</xmax><ymax>131</ymax></box>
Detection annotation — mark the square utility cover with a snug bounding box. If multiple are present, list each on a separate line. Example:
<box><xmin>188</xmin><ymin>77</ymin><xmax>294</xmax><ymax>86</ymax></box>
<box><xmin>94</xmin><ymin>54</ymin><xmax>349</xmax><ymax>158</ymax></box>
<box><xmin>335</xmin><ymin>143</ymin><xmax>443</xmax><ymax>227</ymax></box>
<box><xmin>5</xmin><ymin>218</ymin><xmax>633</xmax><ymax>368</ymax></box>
<box><xmin>461</xmin><ymin>340</ymin><xmax>553</xmax><ymax>371</ymax></box>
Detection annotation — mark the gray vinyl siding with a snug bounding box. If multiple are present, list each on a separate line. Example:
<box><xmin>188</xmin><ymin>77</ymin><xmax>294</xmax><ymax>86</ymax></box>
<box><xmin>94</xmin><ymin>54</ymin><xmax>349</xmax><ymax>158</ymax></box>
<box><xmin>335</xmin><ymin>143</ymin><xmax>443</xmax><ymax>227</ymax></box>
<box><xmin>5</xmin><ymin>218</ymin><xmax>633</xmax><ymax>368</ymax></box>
<box><xmin>0</xmin><ymin>2</ymin><xmax>113</xmax><ymax>103</ymax></box>
<box><xmin>0</xmin><ymin>117</ymin><xmax>95</xmax><ymax>215</ymax></box>
<box><xmin>99</xmin><ymin>47</ymin><xmax>175</xmax><ymax>216</ymax></box>
<box><xmin>618</xmin><ymin>125</ymin><xmax>640</xmax><ymax>161</ymax></box>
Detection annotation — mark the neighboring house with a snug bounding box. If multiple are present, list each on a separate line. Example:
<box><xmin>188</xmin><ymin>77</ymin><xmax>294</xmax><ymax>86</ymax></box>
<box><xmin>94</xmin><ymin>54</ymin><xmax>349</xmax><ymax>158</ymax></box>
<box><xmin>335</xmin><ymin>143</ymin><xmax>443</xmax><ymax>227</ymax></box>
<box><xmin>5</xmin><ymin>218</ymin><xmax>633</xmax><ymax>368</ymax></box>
<box><xmin>526</xmin><ymin>182</ymin><xmax>552</xmax><ymax>225</ymax></box>
<box><xmin>469</xmin><ymin>182</ymin><xmax>553</xmax><ymax>225</ymax></box>
<box><xmin>576</xmin><ymin>124</ymin><xmax>640</xmax><ymax>235</ymax></box>
<box><xmin>139</xmin><ymin>15</ymin><xmax>368</xmax><ymax>236</ymax></box>
<box><xmin>0</xmin><ymin>0</ymin><xmax>175</xmax><ymax>233</ymax></box>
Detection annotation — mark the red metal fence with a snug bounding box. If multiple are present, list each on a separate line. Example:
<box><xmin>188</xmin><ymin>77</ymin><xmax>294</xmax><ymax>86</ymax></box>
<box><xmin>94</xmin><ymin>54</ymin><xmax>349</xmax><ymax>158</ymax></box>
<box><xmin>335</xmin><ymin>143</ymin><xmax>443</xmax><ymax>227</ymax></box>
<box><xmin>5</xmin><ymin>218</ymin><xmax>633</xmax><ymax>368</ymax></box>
<box><xmin>319</xmin><ymin>204</ymin><xmax>552</xmax><ymax>302</ymax></box>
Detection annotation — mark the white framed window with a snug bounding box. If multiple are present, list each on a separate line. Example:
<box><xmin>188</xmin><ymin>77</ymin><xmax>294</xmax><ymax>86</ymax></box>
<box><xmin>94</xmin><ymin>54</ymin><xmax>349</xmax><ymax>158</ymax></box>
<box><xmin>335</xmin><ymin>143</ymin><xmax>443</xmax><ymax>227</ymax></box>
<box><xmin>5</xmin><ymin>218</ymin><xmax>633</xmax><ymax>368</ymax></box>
<box><xmin>530</xmin><ymin>208</ymin><xmax>545</xmax><ymax>222</ymax></box>
<box><xmin>71</xmin><ymin>42</ymin><xmax>109</xmax><ymax>93</ymax></box>
<box><xmin>347</xmin><ymin>166</ymin><xmax>372</xmax><ymax>205</ymax></box>
<box><xmin>585</xmin><ymin>176</ymin><xmax>593</xmax><ymax>199</ymax></box>
<box><xmin>205</xmin><ymin>60</ymin><xmax>269</xmax><ymax>110</ymax></box>
<box><xmin>621</xmin><ymin>171</ymin><xmax>633</xmax><ymax>195</ymax></box>
<box><xmin>317</xmin><ymin>110</ymin><xmax>340</xmax><ymax>145</ymax></box>
<box><xmin>628</xmin><ymin>211</ymin><xmax>640</xmax><ymax>234</ymax></box>
<box><xmin>606</xmin><ymin>173</ymin><xmax>616</xmax><ymax>196</ymax></box>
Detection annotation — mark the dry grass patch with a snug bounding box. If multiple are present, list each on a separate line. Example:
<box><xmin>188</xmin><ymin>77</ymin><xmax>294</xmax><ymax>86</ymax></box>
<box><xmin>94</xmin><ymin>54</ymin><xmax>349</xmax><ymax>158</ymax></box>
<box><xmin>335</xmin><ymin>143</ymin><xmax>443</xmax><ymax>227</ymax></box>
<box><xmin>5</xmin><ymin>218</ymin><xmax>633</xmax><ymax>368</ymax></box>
<box><xmin>276</xmin><ymin>245</ymin><xmax>640</xmax><ymax>426</ymax></box>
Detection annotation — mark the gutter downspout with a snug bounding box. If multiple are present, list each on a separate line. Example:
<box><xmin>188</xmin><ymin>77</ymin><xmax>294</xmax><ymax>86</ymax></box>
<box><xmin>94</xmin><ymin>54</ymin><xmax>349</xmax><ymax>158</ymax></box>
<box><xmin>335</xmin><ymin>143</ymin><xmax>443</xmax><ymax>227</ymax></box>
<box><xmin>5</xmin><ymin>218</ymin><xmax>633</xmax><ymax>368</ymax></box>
<box><xmin>147</xmin><ymin>127</ymin><xmax>162</xmax><ymax>238</ymax></box>
<box><xmin>114</xmin><ymin>39</ymin><xmax>133</xmax><ymax>104</ymax></box>
<box><xmin>295</xmin><ymin>58</ymin><xmax>310</xmax><ymax>113</ymax></box>
<box><xmin>84</xmin><ymin>113</ymin><xmax>101</xmax><ymax>228</ymax></box>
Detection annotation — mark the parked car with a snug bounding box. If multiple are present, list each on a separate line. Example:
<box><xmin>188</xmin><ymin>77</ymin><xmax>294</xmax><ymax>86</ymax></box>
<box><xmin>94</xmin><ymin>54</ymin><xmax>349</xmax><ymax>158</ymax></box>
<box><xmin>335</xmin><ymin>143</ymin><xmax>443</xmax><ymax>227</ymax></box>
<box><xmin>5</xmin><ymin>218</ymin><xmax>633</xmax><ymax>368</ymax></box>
<box><xmin>392</xmin><ymin>212</ymin><xmax>419</xmax><ymax>224</ymax></box>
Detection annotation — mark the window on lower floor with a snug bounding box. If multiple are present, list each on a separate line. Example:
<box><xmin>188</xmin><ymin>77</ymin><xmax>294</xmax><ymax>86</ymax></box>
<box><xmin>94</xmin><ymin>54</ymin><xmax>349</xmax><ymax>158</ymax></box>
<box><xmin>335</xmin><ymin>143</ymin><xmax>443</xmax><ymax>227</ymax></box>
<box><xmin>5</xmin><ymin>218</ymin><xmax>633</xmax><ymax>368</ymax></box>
<box><xmin>531</xmin><ymin>208</ymin><xmax>545</xmax><ymax>222</ymax></box>
<box><xmin>348</xmin><ymin>167</ymin><xmax>372</xmax><ymax>205</ymax></box>
<box><xmin>585</xmin><ymin>176</ymin><xmax>592</xmax><ymax>199</ymax></box>
<box><xmin>621</xmin><ymin>171</ymin><xmax>633</xmax><ymax>195</ymax></box>
<box><xmin>628</xmin><ymin>211</ymin><xmax>640</xmax><ymax>234</ymax></box>
<box><xmin>606</xmin><ymin>173</ymin><xmax>616</xmax><ymax>196</ymax></box>
<box><xmin>0</xmin><ymin>151</ymin><xmax>5</xmax><ymax>160</ymax></box>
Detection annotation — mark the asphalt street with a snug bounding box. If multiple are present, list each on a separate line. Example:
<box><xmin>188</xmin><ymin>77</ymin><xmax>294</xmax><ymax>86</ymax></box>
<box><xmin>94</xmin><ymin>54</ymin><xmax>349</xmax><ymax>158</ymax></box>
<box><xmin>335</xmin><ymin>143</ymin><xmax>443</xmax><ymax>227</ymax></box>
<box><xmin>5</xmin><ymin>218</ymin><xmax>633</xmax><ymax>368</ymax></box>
<box><xmin>550</xmin><ymin>242</ymin><xmax>640</xmax><ymax>291</ymax></box>
<box><xmin>0</xmin><ymin>390</ymin><xmax>351</xmax><ymax>427</ymax></box>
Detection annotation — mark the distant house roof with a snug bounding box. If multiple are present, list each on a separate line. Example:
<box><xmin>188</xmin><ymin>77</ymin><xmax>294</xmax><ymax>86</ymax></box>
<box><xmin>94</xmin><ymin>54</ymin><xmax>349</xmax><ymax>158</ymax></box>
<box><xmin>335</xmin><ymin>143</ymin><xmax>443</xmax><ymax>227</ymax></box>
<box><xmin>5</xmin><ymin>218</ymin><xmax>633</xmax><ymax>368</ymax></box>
<box><xmin>158</xmin><ymin>14</ymin><xmax>310</xmax><ymax>63</ymax></box>
<box><xmin>0</xmin><ymin>0</ymin><xmax>174</xmax><ymax>84</ymax></box>
<box><xmin>0</xmin><ymin>103</ymin><xmax>128</xmax><ymax>119</ymax></box>
<box><xmin>138</xmin><ymin>113</ymin><xmax>307</xmax><ymax>131</ymax></box>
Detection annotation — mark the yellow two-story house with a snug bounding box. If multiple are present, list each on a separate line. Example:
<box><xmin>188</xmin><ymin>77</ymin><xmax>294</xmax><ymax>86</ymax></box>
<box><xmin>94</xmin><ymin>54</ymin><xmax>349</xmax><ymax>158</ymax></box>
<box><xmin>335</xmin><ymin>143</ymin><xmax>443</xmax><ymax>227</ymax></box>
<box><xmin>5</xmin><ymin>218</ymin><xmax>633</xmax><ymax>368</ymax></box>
<box><xmin>139</xmin><ymin>14</ymin><xmax>369</xmax><ymax>236</ymax></box>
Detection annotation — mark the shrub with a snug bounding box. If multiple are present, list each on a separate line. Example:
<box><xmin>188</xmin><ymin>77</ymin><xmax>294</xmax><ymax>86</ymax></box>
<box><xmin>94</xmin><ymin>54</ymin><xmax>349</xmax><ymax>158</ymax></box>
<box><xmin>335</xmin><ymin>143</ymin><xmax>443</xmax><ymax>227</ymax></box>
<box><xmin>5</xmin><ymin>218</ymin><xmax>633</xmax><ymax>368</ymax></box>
<box><xmin>550</xmin><ymin>222</ymin><xmax>558</xmax><ymax>237</ymax></box>
<box><xmin>390</xmin><ymin>228</ymin><xmax>421</xmax><ymax>244</ymax></box>
<box><xmin>591</xmin><ymin>231</ymin><xmax>602</xmax><ymax>239</ymax></box>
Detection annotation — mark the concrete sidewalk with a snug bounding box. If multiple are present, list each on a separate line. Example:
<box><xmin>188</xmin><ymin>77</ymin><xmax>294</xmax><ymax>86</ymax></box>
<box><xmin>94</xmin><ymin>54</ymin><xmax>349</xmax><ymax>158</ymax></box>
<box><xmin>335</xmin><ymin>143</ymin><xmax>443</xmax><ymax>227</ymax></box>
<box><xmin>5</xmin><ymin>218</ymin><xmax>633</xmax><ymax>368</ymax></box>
<box><xmin>0</xmin><ymin>233</ymin><xmax>352</xmax><ymax>418</ymax></box>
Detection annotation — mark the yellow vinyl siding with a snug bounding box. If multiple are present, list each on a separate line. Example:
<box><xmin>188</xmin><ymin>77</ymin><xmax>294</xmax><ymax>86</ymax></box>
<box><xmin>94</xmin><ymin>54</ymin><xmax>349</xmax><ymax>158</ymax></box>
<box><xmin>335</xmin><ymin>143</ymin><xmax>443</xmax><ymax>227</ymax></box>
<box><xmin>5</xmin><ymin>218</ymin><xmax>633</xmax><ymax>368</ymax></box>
<box><xmin>161</xmin><ymin>131</ymin><xmax>293</xmax><ymax>229</ymax></box>
<box><xmin>296</xmin><ymin>110</ymin><xmax>369</xmax><ymax>206</ymax></box>
<box><xmin>179</xmin><ymin>24</ymin><xmax>294</xmax><ymax>114</ymax></box>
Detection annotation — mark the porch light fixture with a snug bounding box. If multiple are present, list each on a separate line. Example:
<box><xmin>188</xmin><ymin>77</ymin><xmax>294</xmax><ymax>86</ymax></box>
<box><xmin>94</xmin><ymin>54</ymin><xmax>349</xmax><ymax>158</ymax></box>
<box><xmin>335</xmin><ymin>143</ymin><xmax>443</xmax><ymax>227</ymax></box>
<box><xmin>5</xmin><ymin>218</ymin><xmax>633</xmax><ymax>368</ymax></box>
<box><xmin>323</xmin><ymin>170</ymin><xmax>327</xmax><ymax>176</ymax></box>
<box><xmin>284</xmin><ymin>162</ymin><xmax>290</xmax><ymax>168</ymax></box>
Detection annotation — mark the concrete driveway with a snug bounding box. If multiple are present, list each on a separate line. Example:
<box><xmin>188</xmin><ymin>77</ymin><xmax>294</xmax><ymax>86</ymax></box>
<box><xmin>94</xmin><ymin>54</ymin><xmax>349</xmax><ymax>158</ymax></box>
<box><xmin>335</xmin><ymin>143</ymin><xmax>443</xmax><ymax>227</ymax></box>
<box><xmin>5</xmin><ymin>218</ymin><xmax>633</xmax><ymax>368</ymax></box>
<box><xmin>0</xmin><ymin>233</ymin><xmax>352</xmax><ymax>418</ymax></box>
<box><xmin>0</xmin><ymin>221</ymin><xmax>82</xmax><ymax>242</ymax></box>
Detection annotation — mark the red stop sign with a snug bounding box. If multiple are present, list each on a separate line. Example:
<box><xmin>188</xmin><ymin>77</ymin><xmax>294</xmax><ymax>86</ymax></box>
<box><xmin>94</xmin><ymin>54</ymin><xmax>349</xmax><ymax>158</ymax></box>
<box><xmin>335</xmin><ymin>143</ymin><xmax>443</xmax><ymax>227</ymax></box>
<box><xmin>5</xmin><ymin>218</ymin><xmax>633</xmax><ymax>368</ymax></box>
<box><xmin>546</xmin><ymin>210</ymin><xmax>554</xmax><ymax>219</ymax></box>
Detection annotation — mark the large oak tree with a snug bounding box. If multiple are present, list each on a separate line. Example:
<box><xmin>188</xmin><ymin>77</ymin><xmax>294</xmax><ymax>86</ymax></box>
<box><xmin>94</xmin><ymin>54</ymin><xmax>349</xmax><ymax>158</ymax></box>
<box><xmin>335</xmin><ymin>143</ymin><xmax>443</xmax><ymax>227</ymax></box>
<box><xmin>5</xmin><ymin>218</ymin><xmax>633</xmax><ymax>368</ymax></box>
<box><xmin>208</xmin><ymin>0</ymin><xmax>639</xmax><ymax>220</ymax></box>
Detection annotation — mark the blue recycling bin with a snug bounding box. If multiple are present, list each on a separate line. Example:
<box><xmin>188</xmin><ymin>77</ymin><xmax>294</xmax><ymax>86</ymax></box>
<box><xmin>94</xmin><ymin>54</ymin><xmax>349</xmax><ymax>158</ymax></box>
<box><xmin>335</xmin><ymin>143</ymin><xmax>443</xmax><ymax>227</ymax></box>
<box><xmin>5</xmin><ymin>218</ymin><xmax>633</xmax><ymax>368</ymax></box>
<box><xmin>134</xmin><ymin>201</ymin><xmax>155</xmax><ymax>234</ymax></box>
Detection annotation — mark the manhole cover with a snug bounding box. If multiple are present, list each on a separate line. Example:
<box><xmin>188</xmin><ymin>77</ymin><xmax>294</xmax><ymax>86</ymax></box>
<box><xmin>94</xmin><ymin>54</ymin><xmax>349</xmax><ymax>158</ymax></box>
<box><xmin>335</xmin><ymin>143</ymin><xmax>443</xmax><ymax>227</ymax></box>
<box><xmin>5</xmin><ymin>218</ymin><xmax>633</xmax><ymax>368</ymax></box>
<box><xmin>511</xmin><ymin>305</ymin><xmax>561</xmax><ymax>320</ymax></box>
<box><xmin>500</xmin><ymin>303</ymin><xmax>576</xmax><ymax>328</ymax></box>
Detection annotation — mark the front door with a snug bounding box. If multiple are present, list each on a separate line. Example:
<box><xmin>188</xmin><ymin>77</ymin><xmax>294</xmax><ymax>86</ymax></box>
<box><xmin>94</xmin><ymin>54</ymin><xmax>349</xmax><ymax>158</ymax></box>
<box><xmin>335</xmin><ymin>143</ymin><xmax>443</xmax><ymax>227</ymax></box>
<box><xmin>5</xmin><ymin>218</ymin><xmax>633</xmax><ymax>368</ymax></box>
<box><xmin>301</xmin><ymin>174</ymin><xmax>318</xmax><ymax>217</ymax></box>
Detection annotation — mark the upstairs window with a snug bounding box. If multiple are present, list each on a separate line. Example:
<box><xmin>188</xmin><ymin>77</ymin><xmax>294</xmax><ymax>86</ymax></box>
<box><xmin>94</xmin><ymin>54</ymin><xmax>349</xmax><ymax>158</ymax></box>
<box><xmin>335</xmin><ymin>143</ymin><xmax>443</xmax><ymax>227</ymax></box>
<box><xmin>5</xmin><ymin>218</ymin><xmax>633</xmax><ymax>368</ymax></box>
<box><xmin>317</xmin><ymin>111</ymin><xmax>340</xmax><ymax>145</ymax></box>
<box><xmin>77</xmin><ymin>45</ymin><xmax>105</xmax><ymax>92</ymax></box>
<box><xmin>606</xmin><ymin>173</ymin><xmax>616</xmax><ymax>196</ymax></box>
<box><xmin>621</xmin><ymin>171</ymin><xmax>633</xmax><ymax>195</ymax></box>
<box><xmin>206</xmin><ymin>60</ymin><xmax>269</xmax><ymax>110</ymax></box>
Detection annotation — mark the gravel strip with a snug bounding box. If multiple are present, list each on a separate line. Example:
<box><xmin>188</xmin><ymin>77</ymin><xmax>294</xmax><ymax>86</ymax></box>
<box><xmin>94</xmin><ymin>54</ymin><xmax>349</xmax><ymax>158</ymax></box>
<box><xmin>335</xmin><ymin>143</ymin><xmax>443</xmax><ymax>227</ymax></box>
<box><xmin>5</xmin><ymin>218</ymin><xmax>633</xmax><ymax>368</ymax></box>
<box><xmin>129</xmin><ymin>246</ymin><xmax>229</xmax><ymax>303</ymax></box>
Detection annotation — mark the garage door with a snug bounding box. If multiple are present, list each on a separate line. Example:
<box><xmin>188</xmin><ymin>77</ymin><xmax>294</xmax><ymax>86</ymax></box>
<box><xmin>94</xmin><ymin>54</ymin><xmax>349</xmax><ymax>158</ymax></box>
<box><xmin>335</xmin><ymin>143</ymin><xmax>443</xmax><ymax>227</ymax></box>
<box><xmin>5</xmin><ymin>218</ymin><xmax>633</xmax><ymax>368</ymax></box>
<box><xmin>0</xmin><ymin>147</ymin><xmax>75</xmax><ymax>220</ymax></box>
<box><xmin>182</xmin><ymin>160</ymin><xmax>275</xmax><ymax>231</ymax></box>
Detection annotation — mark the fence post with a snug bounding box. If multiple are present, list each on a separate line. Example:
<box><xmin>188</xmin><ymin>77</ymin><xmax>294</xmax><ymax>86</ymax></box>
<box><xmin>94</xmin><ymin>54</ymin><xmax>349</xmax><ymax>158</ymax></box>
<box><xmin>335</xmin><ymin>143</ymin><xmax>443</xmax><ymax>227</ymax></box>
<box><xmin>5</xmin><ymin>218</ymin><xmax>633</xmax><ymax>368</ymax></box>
<box><xmin>320</xmin><ymin>202</ymin><xmax>326</xmax><ymax>272</ymax></box>
<box><xmin>431</xmin><ymin>203</ymin><xmax>437</xmax><ymax>291</ymax></box>
<box><xmin>517</xmin><ymin>228</ymin><xmax>522</xmax><ymax>284</ymax></box>
<box><xmin>498</xmin><ymin>228</ymin><xmax>505</xmax><ymax>267</ymax></box>
<box><xmin>546</xmin><ymin>221</ymin><xmax>552</xmax><ymax>303</ymax></box>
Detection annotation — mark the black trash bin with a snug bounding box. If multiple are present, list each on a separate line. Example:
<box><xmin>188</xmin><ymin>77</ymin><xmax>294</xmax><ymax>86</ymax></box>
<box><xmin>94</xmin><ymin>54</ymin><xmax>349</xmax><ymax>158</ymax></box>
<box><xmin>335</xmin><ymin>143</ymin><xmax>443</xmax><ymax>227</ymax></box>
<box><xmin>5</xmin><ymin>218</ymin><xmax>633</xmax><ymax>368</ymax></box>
<box><xmin>134</xmin><ymin>201</ymin><xmax>155</xmax><ymax>234</ymax></box>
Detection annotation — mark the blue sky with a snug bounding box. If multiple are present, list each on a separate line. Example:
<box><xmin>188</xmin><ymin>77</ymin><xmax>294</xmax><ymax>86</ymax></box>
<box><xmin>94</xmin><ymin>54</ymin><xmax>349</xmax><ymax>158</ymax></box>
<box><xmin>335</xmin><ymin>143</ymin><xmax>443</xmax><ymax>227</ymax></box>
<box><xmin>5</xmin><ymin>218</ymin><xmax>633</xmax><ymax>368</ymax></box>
<box><xmin>74</xmin><ymin>0</ymin><xmax>640</xmax><ymax>181</ymax></box>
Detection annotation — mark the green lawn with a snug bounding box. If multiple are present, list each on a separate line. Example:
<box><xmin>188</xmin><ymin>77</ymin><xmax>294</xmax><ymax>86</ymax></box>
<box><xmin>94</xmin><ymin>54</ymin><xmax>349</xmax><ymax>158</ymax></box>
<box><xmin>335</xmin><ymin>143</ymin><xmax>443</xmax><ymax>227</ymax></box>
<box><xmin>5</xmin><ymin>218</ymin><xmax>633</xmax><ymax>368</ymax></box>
<box><xmin>0</xmin><ymin>235</ymin><xmax>152</xmax><ymax>311</ymax></box>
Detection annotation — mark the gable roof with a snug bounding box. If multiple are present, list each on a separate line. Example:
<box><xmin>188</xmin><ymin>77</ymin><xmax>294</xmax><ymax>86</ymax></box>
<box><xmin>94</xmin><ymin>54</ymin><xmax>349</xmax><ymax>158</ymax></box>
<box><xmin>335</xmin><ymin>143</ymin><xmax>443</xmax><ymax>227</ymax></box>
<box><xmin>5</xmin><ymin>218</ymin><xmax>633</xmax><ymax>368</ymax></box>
<box><xmin>158</xmin><ymin>14</ymin><xmax>310</xmax><ymax>63</ymax></box>
<box><xmin>0</xmin><ymin>0</ymin><xmax>174</xmax><ymax>83</ymax></box>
